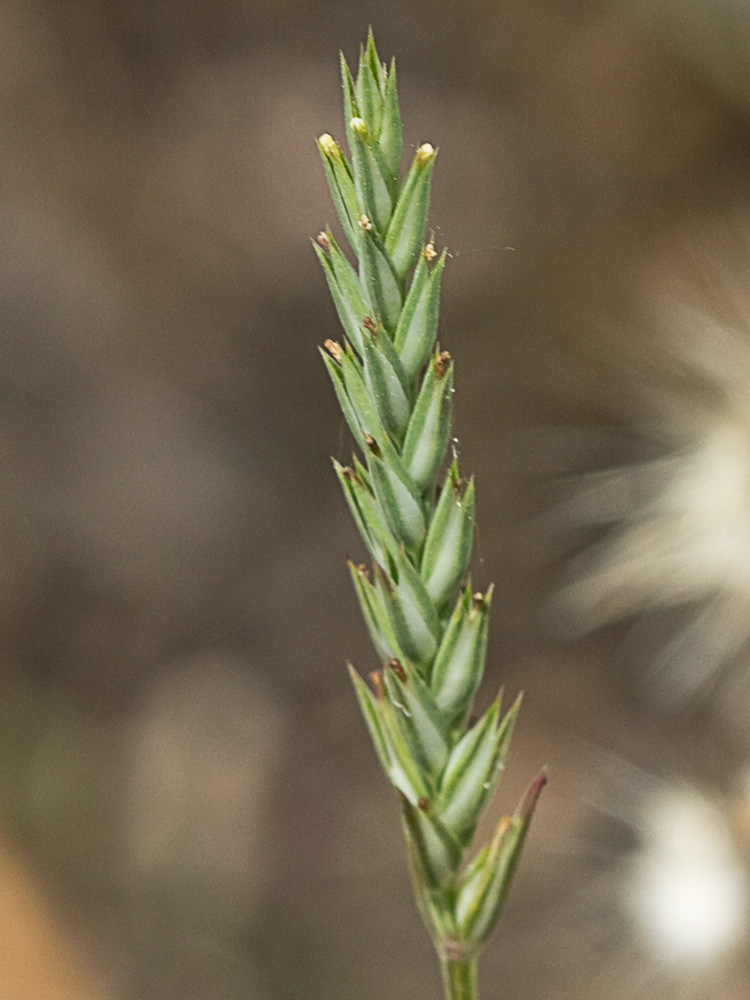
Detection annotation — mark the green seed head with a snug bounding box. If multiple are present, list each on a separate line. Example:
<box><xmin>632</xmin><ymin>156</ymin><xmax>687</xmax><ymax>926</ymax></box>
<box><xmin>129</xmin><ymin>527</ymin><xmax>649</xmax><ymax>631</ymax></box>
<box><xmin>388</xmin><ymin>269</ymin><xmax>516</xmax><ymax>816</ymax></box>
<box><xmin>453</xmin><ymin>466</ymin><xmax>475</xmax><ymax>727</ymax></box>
<box><xmin>313</xmin><ymin>31</ymin><xmax>543</xmax><ymax>991</ymax></box>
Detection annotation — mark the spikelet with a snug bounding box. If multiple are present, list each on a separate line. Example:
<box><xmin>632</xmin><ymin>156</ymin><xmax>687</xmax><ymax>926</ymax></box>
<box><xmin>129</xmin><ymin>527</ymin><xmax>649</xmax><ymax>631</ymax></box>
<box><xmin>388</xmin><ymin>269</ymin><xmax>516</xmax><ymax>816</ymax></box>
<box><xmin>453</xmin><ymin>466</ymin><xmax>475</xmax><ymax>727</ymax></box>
<box><xmin>314</xmin><ymin>30</ymin><xmax>543</xmax><ymax>997</ymax></box>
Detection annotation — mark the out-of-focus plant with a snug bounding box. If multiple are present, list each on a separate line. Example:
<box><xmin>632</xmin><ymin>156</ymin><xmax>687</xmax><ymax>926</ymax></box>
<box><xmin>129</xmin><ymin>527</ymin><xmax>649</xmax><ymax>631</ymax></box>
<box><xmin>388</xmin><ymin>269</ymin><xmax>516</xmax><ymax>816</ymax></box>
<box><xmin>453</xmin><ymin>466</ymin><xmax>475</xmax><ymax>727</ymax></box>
<box><xmin>313</xmin><ymin>31</ymin><xmax>545</xmax><ymax>1000</ymax></box>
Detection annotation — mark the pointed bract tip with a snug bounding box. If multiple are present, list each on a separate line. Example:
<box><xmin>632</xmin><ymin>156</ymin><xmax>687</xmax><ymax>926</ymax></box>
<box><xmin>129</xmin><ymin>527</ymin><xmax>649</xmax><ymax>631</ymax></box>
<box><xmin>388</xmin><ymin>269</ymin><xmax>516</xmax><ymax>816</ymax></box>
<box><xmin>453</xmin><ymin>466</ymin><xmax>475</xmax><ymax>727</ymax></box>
<box><xmin>509</xmin><ymin>690</ymin><xmax>524</xmax><ymax>713</ymax></box>
<box><xmin>517</xmin><ymin>771</ymin><xmax>548</xmax><ymax>820</ymax></box>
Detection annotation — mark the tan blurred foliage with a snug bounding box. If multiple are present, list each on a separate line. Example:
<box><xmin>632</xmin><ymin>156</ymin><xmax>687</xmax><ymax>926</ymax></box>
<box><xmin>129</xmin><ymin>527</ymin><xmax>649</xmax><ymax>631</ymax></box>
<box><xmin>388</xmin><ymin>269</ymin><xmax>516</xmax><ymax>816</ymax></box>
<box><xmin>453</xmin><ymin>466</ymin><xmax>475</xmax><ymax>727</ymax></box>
<box><xmin>0</xmin><ymin>830</ymin><xmax>107</xmax><ymax>1000</ymax></box>
<box><xmin>2</xmin><ymin>1</ymin><xmax>750</xmax><ymax>998</ymax></box>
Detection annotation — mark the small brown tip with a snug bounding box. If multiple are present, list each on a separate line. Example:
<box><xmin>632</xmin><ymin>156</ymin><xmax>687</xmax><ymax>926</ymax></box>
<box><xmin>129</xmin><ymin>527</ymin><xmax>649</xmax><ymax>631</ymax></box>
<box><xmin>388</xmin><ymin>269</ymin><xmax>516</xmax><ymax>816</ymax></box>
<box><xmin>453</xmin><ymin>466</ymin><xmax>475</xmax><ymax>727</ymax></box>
<box><xmin>324</xmin><ymin>339</ymin><xmax>342</xmax><ymax>363</ymax></box>
<box><xmin>417</xmin><ymin>797</ymin><xmax>431</xmax><ymax>813</ymax></box>
<box><xmin>342</xmin><ymin>465</ymin><xmax>363</xmax><ymax>486</ymax></box>
<box><xmin>364</xmin><ymin>434</ymin><xmax>382</xmax><ymax>458</ymax></box>
<box><xmin>369</xmin><ymin>670</ymin><xmax>385</xmax><ymax>699</ymax></box>
<box><xmin>363</xmin><ymin>316</ymin><xmax>377</xmax><ymax>336</ymax></box>
<box><xmin>434</xmin><ymin>350</ymin><xmax>452</xmax><ymax>378</ymax></box>
<box><xmin>517</xmin><ymin>771</ymin><xmax>548</xmax><ymax>821</ymax></box>
<box><xmin>386</xmin><ymin>657</ymin><xmax>406</xmax><ymax>682</ymax></box>
<box><xmin>317</xmin><ymin>231</ymin><xmax>331</xmax><ymax>252</ymax></box>
<box><xmin>356</xmin><ymin>563</ymin><xmax>369</xmax><ymax>578</ymax></box>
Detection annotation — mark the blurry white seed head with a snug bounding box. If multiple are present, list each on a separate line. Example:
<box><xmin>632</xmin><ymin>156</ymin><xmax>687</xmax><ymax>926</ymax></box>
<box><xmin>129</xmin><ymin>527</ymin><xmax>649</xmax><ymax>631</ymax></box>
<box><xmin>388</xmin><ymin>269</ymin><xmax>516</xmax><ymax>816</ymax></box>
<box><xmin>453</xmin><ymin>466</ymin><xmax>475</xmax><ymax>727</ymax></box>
<box><xmin>624</xmin><ymin>785</ymin><xmax>750</xmax><ymax>968</ymax></box>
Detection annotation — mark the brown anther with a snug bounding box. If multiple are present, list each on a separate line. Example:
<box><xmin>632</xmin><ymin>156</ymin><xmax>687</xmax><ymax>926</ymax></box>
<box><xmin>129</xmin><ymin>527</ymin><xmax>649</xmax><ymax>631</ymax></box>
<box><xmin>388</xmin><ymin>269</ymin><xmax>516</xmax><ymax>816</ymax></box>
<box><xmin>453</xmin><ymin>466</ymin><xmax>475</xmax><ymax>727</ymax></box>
<box><xmin>317</xmin><ymin>231</ymin><xmax>331</xmax><ymax>252</ymax></box>
<box><xmin>324</xmin><ymin>339</ymin><xmax>342</xmax><ymax>363</ymax></box>
<box><xmin>386</xmin><ymin>658</ymin><xmax>406</xmax><ymax>682</ymax></box>
<box><xmin>452</xmin><ymin>476</ymin><xmax>466</xmax><ymax>497</ymax></box>
<box><xmin>342</xmin><ymin>466</ymin><xmax>363</xmax><ymax>486</ymax></box>
<box><xmin>363</xmin><ymin>316</ymin><xmax>377</xmax><ymax>336</ymax></box>
<box><xmin>424</xmin><ymin>242</ymin><xmax>438</xmax><ymax>263</ymax></box>
<box><xmin>358</xmin><ymin>214</ymin><xmax>372</xmax><ymax>232</ymax></box>
<box><xmin>357</xmin><ymin>563</ymin><xmax>369</xmax><ymax>578</ymax></box>
<box><xmin>417</xmin><ymin>797</ymin><xmax>431</xmax><ymax>813</ymax></box>
<box><xmin>434</xmin><ymin>350</ymin><xmax>452</xmax><ymax>378</ymax></box>
<box><xmin>369</xmin><ymin>671</ymin><xmax>385</xmax><ymax>699</ymax></box>
<box><xmin>364</xmin><ymin>434</ymin><xmax>382</xmax><ymax>458</ymax></box>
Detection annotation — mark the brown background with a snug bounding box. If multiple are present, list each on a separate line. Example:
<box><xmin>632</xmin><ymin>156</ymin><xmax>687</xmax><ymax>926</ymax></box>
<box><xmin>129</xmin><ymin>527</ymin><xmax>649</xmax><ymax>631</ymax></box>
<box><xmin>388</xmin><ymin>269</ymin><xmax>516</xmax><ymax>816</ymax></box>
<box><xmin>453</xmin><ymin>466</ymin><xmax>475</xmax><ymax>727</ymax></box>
<box><xmin>2</xmin><ymin>1</ymin><xmax>750</xmax><ymax>998</ymax></box>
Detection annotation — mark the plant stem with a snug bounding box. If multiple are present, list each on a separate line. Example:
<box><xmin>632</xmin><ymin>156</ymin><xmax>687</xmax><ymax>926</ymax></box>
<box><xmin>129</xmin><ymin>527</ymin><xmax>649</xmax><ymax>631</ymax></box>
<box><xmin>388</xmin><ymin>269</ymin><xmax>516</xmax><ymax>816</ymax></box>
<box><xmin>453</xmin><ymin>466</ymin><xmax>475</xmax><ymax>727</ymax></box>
<box><xmin>440</xmin><ymin>954</ymin><xmax>479</xmax><ymax>1000</ymax></box>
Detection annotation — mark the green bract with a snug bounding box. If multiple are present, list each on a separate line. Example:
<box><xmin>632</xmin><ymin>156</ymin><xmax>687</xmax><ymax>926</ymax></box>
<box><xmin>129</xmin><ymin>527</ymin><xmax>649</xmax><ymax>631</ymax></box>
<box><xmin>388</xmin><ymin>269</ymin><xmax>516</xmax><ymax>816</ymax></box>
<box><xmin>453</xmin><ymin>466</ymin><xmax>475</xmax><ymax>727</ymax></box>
<box><xmin>315</xmin><ymin>31</ymin><xmax>544</xmax><ymax>1000</ymax></box>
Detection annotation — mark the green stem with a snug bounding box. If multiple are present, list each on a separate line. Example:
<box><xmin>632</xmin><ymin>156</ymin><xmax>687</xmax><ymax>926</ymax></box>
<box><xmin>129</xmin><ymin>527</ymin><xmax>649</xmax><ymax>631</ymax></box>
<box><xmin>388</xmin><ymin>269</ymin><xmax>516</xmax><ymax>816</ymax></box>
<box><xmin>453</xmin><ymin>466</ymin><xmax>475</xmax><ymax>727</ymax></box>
<box><xmin>439</xmin><ymin>954</ymin><xmax>479</xmax><ymax>1000</ymax></box>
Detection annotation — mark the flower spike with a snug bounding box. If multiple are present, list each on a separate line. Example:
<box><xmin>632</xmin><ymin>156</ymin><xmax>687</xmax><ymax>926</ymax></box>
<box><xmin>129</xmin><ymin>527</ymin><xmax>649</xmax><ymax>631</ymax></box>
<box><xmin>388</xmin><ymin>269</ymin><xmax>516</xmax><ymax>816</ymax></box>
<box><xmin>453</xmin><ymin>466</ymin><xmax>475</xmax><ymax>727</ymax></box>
<box><xmin>314</xmin><ymin>32</ymin><xmax>543</xmax><ymax>1000</ymax></box>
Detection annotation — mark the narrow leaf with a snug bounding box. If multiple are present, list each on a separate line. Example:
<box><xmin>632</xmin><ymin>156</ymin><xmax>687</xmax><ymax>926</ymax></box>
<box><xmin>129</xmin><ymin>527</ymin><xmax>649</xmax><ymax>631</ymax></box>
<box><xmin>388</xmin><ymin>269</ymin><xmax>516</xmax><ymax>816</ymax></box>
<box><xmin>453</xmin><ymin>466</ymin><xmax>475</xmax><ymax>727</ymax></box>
<box><xmin>375</xmin><ymin>562</ymin><xmax>439</xmax><ymax>666</ymax></box>
<box><xmin>333</xmin><ymin>459</ymin><xmax>396</xmax><ymax>567</ymax></box>
<box><xmin>355</xmin><ymin>41</ymin><xmax>383</xmax><ymax>138</ymax></box>
<box><xmin>340</xmin><ymin>53</ymin><xmax>360</xmax><ymax>144</ymax></box>
<box><xmin>456</xmin><ymin>772</ymin><xmax>547</xmax><ymax>944</ymax></box>
<box><xmin>378</xmin><ymin>58</ymin><xmax>402</xmax><ymax>192</ymax></box>
<box><xmin>348</xmin><ymin>560</ymin><xmax>405</xmax><ymax>663</ymax></box>
<box><xmin>348</xmin><ymin>665</ymin><xmax>428</xmax><ymax>803</ymax></box>
<box><xmin>394</xmin><ymin>248</ymin><xmax>446</xmax><ymax>382</ymax></box>
<box><xmin>349</xmin><ymin>119</ymin><xmax>393</xmax><ymax>235</ymax></box>
<box><xmin>383</xmin><ymin>663</ymin><xmax>449</xmax><ymax>779</ymax></box>
<box><xmin>319</xmin><ymin>344</ymin><xmax>363</xmax><ymax>444</ymax></box>
<box><xmin>358</xmin><ymin>217</ymin><xmax>403</xmax><ymax>332</ymax></box>
<box><xmin>401</xmin><ymin>349</ymin><xmax>453</xmax><ymax>491</ymax></box>
<box><xmin>365</xmin><ymin>27</ymin><xmax>386</xmax><ymax>92</ymax></box>
<box><xmin>361</xmin><ymin>325</ymin><xmax>412</xmax><ymax>440</ymax></box>
<box><xmin>348</xmin><ymin>664</ymin><xmax>394</xmax><ymax>779</ymax></box>
<box><xmin>338</xmin><ymin>341</ymin><xmax>389</xmax><ymax>444</ymax></box>
<box><xmin>401</xmin><ymin>796</ymin><xmax>462</xmax><ymax>892</ymax></box>
<box><xmin>430</xmin><ymin>586</ymin><xmax>492</xmax><ymax>727</ymax></box>
<box><xmin>438</xmin><ymin>699</ymin><xmax>503</xmax><ymax>843</ymax></box>
<box><xmin>314</xmin><ymin>232</ymin><xmax>368</xmax><ymax>354</ymax></box>
<box><xmin>421</xmin><ymin>465</ymin><xmax>475</xmax><ymax>609</ymax></box>
<box><xmin>495</xmin><ymin>692</ymin><xmax>523</xmax><ymax>771</ymax></box>
<box><xmin>385</xmin><ymin>143</ymin><xmax>437</xmax><ymax>279</ymax></box>
<box><xmin>366</xmin><ymin>440</ymin><xmax>427</xmax><ymax>551</ymax></box>
<box><xmin>392</xmin><ymin>545</ymin><xmax>442</xmax><ymax>652</ymax></box>
<box><xmin>317</xmin><ymin>134</ymin><xmax>360</xmax><ymax>251</ymax></box>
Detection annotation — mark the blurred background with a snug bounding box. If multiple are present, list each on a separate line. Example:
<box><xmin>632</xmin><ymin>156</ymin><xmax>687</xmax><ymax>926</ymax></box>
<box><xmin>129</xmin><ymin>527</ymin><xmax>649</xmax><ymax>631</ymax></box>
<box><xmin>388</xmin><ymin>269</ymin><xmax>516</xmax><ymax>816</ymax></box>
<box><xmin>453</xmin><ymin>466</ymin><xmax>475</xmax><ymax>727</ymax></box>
<box><xmin>3</xmin><ymin>0</ymin><xmax>750</xmax><ymax>997</ymax></box>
